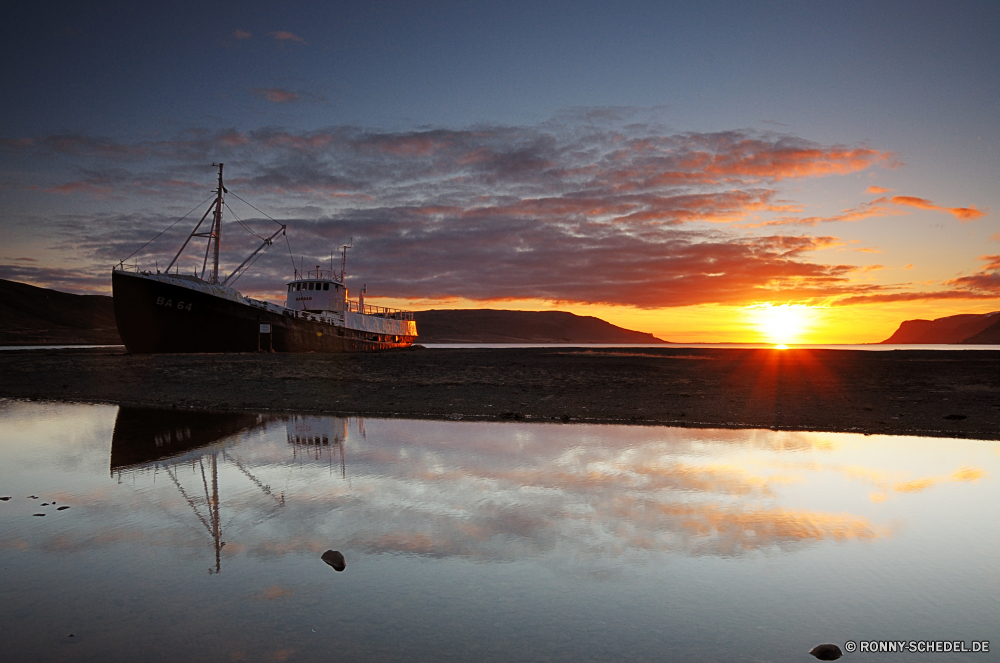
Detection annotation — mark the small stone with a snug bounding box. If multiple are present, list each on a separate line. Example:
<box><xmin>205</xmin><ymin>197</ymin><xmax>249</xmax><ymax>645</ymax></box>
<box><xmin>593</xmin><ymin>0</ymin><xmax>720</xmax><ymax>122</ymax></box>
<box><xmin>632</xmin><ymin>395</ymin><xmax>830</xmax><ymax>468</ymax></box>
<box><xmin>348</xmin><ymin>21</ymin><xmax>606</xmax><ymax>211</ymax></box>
<box><xmin>57</xmin><ymin>506</ymin><xmax>70</xmax><ymax>511</ymax></box>
<box><xmin>32</xmin><ymin>513</ymin><xmax>45</xmax><ymax>517</ymax></box>
<box><xmin>27</xmin><ymin>495</ymin><xmax>38</xmax><ymax>499</ymax></box>
<box><xmin>809</xmin><ymin>644</ymin><xmax>843</xmax><ymax>661</ymax></box>
<box><xmin>0</xmin><ymin>497</ymin><xmax>11</xmax><ymax>501</ymax></box>
<box><xmin>321</xmin><ymin>550</ymin><xmax>346</xmax><ymax>572</ymax></box>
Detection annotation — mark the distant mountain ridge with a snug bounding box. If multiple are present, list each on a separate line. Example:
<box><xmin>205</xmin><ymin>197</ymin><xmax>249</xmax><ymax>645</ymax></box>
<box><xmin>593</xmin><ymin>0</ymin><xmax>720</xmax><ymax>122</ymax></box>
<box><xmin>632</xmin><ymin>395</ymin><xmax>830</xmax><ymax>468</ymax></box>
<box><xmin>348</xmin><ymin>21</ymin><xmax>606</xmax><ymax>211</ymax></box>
<box><xmin>881</xmin><ymin>311</ymin><xmax>1000</xmax><ymax>344</ymax></box>
<box><xmin>0</xmin><ymin>279</ymin><xmax>122</xmax><ymax>345</ymax></box>
<box><xmin>0</xmin><ymin>279</ymin><xmax>666</xmax><ymax>346</ymax></box>
<box><xmin>413</xmin><ymin>309</ymin><xmax>668</xmax><ymax>344</ymax></box>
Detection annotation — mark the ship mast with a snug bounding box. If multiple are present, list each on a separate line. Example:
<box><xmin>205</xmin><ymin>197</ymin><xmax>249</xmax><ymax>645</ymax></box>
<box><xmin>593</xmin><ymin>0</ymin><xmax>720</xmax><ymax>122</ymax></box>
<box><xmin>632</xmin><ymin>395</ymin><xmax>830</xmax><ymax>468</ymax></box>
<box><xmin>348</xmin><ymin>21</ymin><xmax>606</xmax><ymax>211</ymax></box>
<box><xmin>210</xmin><ymin>163</ymin><xmax>225</xmax><ymax>285</ymax></box>
<box><xmin>163</xmin><ymin>162</ymin><xmax>284</xmax><ymax>286</ymax></box>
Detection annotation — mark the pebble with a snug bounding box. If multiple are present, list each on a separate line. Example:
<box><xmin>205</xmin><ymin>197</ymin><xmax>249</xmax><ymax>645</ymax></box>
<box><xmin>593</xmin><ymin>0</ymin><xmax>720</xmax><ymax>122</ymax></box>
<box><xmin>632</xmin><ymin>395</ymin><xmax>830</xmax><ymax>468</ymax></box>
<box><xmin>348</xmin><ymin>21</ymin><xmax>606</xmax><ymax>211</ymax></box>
<box><xmin>57</xmin><ymin>505</ymin><xmax>71</xmax><ymax>511</ymax></box>
<box><xmin>32</xmin><ymin>513</ymin><xmax>45</xmax><ymax>517</ymax></box>
<box><xmin>321</xmin><ymin>550</ymin><xmax>346</xmax><ymax>572</ymax></box>
<box><xmin>809</xmin><ymin>644</ymin><xmax>843</xmax><ymax>661</ymax></box>
<box><xmin>0</xmin><ymin>496</ymin><xmax>11</xmax><ymax>501</ymax></box>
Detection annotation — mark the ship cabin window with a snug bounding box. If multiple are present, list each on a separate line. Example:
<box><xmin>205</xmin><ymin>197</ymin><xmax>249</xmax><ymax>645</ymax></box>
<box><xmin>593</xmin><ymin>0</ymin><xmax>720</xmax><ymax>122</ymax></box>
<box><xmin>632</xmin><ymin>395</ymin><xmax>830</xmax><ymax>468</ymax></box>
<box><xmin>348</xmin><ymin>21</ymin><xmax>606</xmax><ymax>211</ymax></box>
<box><xmin>295</xmin><ymin>283</ymin><xmax>301</xmax><ymax>291</ymax></box>
<box><xmin>323</xmin><ymin>283</ymin><xmax>329</xmax><ymax>291</ymax></box>
<box><xmin>308</xmin><ymin>282</ymin><xmax>314</xmax><ymax>290</ymax></box>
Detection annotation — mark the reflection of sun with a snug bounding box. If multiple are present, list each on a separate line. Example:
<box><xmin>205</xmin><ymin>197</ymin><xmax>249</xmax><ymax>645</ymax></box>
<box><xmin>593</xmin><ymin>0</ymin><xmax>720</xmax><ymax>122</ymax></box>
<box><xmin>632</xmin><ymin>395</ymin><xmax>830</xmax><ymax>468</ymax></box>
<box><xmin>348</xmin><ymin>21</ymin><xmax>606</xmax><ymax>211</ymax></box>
<box><xmin>747</xmin><ymin>304</ymin><xmax>811</xmax><ymax>345</ymax></box>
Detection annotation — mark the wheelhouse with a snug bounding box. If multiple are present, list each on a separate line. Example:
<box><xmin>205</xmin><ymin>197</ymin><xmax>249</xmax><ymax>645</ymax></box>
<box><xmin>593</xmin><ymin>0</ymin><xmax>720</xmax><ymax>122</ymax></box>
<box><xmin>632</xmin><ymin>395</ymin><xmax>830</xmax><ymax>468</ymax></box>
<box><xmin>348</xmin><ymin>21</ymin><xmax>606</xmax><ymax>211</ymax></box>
<box><xmin>286</xmin><ymin>266</ymin><xmax>348</xmax><ymax>313</ymax></box>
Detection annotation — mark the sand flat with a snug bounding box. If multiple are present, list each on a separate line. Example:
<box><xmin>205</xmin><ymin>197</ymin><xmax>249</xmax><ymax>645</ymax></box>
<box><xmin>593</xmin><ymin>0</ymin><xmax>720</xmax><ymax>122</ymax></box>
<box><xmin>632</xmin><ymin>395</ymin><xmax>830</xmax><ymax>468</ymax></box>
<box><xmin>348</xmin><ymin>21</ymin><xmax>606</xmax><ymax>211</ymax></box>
<box><xmin>1</xmin><ymin>346</ymin><xmax>998</xmax><ymax>439</ymax></box>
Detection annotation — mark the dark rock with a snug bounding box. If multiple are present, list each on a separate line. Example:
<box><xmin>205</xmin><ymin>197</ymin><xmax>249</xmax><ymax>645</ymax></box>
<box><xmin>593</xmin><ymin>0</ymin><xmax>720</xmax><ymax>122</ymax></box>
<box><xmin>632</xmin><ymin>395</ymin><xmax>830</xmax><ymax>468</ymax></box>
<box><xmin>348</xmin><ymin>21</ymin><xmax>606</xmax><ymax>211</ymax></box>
<box><xmin>32</xmin><ymin>513</ymin><xmax>45</xmax><ymax>517</ymax></box>
<box><xmin>0</xmin><ymin>497</ymin><xmax>10</xmax><ymax>501</ymax></box>
<box><xmin>809</xmin><ymin>644</ymin><xmax>843</xmax><ymax>660</ymax></box>
<box><xmin>321</xmin><ymin>550</ymin><xmax>346</xmax><ymax>572</ymax></box>
<box><xmin>57</xmin><ymin>505</ymin><xmax>70</xmax><ymax>511</ymax></box>
<box><xmin>27</xmin><ymin>495</ymin><xmax>38</xmax><ymax>499</ymax></box>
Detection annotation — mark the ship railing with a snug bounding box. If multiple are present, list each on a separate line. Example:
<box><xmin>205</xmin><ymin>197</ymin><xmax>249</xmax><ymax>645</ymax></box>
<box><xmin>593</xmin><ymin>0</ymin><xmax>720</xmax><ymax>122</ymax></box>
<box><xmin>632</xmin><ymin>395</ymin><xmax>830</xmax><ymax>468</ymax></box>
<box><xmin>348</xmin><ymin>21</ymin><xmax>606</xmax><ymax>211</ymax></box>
<box><xmin>114</xmin><ymin>263</ymin><xmax>151</xmax><ymax>274</ymax></box>
<box><xmin>344</xmin><ymin>300</ymin><xmax>414</xmax><ymax>320</ymax></box>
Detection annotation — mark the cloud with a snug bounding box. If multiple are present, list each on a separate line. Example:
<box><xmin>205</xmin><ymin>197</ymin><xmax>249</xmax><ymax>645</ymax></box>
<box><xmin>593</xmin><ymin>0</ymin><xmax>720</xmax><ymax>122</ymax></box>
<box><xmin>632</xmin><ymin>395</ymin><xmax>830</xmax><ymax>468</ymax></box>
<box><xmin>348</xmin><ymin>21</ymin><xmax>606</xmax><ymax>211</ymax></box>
<box><xmin>744</xmin><ymin>194</ymin><xmax>985</xmax><ymax>228</ymax></box>
<box><xmin>946</xmin><ymin>254</ymin><xmax>1000</xmax><ymax>293</ymax></box>
<box><xmin>0</xmin><ymin>262</ymin><xmax>119</xmax><ymax>293</ymax></box>
<box><xmin>270</xmin><ymin>31</ymin><xmax>305</xmax><ymax>44</ymax></box>
<box><xmin>2</xmin><ymin>119</ymin><xmax>984</xmax><ymax>306</ymax></box>
<box><xmin>251</xmin><ymin>88</ymin><xmax>300</xmax><ymax>103</ymax></box>
<box><xmin>232</xmin><ymin>29</ymin><xmax>252</xmax><ymax>40</ymax></box>
<box><xmin>890</xmin><ymin>195</ymin><xmax>986</xmax><ymax>221</ymax></box>
<box><xmin>866</xmin><ymin>185</ymin><xmax>891</xmax><ymax>194</ymax></box>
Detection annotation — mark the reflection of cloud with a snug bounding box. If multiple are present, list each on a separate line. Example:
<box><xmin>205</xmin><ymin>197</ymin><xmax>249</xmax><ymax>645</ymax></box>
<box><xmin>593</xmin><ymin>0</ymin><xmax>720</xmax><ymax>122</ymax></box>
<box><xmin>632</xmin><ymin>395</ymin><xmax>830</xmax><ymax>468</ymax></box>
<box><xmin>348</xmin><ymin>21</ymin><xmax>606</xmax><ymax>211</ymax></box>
<box><xmin>10</xmin><ymin>410</ymin><xmax>960</xmax><ymax>570</ymax></box>
<box><xmin>232</xmin><ymin>29</ymin><xmax>252</xmax><ymax>39</ymax></box>
<box><xmin>256</xmin><ymin>586</ymin><xmax>294</xmax><ymax>601</ymax></box>
<box><xmin>893</xmin><ymin>466</ymin><xmax>986</xmax><ymax>493</ymax></box>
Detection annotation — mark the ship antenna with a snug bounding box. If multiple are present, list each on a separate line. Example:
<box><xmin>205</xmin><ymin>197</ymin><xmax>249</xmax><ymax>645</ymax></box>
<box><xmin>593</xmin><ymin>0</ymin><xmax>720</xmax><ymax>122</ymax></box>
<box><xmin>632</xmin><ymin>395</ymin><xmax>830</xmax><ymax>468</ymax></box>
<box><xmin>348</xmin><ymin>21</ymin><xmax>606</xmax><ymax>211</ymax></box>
<box><xmin>210</xmin><ymin>163</ymin><xmax>225</xmax><ymax>284</ymax></box>
<box><xmin>340</xmin><ymin>237</ymin><xmax>353</xmax><ymax>282</ymax></box>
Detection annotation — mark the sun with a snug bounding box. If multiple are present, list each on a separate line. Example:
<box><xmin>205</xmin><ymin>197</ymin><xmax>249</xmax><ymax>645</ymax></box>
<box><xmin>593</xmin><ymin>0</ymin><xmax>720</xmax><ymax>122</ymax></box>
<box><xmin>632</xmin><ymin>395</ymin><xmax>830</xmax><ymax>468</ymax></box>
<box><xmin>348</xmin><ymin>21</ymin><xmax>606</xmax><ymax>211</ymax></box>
<box><xmin>747</xmin><ymin>304</ymin><xmax>812</xmax><ymax>346</ymax></box>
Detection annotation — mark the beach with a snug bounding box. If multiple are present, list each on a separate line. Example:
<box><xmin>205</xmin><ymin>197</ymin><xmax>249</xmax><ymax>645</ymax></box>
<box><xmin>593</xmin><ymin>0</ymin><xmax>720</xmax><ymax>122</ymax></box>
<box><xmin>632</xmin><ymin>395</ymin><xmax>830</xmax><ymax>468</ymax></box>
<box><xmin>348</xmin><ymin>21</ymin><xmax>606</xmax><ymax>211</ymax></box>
<box><xmin>1</xmin><ymin>346</ymin><xmax>998</xmax><ymax>439</ymax></box>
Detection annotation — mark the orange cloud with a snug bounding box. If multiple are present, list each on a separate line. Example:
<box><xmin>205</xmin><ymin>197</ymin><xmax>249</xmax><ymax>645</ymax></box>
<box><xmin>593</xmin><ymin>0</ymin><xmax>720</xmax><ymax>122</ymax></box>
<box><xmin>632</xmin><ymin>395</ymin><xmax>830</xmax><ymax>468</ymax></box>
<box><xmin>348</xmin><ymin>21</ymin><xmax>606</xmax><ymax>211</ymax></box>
<box><xmin>753</xmin><ymin>194</ymin><xmax>987</xmax><ymax>228</ymax></box>
<box><xmin>890</xmin><ymin>195</ymin><xmax>986</xmax><ymax>221</ymax></box>
<box><xmin>866</xmin><ymin>185</ymin><xmax>891</xmax><ymax>194</ymax></box>
<box><xmin>252</xmin><ymin>88</ymin><xmax>300</xmax><ymax>103</ymax></box>
<box><xmin>46</xmin><ymin>181</ymin><xmax>114</xmax><ymax>196</ymax></box>
<box><xmin>946</xmin><ymin>255</ymin><xmax>1000</xmax><ymax>293</ymax></box>
<box><xmin>270</xmin><ymin>31</ymin><xmax>305</xmax><ymax>44</ymax></box>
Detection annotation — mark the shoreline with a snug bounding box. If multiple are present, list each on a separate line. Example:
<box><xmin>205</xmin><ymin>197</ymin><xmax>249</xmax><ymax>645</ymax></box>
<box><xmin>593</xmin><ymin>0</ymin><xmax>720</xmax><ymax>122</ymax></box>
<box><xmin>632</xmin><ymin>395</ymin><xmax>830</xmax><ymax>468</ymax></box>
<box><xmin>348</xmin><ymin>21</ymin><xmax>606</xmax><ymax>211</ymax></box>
<box><xmin>1</xmin><ymin>346</ymin><xmax>998</xmax><ymax>439</ymax></box>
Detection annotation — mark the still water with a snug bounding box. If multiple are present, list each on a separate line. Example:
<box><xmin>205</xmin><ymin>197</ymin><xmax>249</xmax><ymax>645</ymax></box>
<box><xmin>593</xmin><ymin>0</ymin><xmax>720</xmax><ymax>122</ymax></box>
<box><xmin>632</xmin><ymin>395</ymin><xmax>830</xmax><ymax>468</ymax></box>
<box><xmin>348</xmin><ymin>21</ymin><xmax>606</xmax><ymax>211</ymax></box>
<box><xmin>0</xmin><ymin>400</ymin><xmax>996</xmax><ymax>662</ymax></box>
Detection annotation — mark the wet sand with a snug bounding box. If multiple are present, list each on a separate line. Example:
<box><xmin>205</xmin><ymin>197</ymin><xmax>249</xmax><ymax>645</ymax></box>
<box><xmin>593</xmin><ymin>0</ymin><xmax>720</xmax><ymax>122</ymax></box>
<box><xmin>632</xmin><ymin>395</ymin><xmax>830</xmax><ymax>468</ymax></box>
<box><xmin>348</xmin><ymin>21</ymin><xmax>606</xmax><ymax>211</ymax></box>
<box><xmin>1</xmin><ymin>346</ymin><xmax>998</xmax><ymax>439</ymax></box>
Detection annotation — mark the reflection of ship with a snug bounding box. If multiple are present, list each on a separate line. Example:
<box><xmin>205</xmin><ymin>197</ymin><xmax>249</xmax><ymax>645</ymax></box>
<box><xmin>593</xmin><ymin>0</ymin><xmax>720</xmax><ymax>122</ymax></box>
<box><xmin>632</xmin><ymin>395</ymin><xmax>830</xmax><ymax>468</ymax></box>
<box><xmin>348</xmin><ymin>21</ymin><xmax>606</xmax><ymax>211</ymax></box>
<box><xmin>110</xmin><ymin>406</ymin><xmax>273</xmax><ymax>472</ymax></box>
<box><xmin>112</xmin><ymin>164</ymin><xmax>417</xmax><ymax>353</ymax></box>
<box><xmin>110</xmin><ymin>406</ymin><xmax>352</xmax><ymax>573</ymax></box>
<box><xmin>286</xmin><ymin>414</ymin><xmax>350</xmax><ymax>477</ymax></box>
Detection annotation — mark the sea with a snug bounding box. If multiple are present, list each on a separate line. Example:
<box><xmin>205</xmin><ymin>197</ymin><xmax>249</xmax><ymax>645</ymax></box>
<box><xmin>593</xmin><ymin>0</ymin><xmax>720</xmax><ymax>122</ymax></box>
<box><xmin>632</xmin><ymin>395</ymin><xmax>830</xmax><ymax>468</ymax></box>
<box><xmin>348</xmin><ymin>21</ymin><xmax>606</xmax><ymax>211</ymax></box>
<box><xmin>0</xmin><ymin>400</ymin><xmax>996</xmax><ymax>662</ymax></box>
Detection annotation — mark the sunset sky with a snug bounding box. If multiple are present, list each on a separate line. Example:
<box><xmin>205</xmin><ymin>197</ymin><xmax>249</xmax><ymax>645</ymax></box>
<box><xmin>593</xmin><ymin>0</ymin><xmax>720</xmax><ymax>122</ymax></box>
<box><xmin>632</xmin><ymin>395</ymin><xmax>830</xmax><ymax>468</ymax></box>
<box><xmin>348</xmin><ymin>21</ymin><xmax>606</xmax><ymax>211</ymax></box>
<box><xmin>1</xmin><ymin>1</ymin><xmax>998</xmax><ymax>343</ymax></box>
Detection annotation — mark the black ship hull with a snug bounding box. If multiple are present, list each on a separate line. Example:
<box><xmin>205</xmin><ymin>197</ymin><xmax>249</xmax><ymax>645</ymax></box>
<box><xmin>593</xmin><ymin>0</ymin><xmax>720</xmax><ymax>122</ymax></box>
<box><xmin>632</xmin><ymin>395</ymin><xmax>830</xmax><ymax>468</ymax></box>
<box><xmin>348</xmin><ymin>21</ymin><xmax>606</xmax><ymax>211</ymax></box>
<box><xmin>112</xmin><ymin>270</ymin><xmax>416</xmax><ymax>353</ymax></box>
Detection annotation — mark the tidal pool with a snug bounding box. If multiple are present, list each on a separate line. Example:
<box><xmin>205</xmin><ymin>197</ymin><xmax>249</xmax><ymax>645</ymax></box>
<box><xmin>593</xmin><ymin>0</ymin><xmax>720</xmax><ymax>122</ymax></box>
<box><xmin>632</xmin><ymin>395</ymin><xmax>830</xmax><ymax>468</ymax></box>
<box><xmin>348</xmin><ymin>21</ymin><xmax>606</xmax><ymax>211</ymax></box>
<box><xmin>0</xmin><ymin>400</ymin><xmax>996</xmax><ymax>662</ymax></box>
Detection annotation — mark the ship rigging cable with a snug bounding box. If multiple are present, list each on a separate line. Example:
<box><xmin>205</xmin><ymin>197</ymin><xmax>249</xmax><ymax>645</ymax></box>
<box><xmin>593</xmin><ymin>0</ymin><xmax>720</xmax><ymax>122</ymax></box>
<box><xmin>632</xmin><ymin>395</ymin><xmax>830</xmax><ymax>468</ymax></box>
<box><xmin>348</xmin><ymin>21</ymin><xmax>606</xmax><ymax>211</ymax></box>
<box><xmin>227</xmin><ymin>188</ymin><xmax>297</xmax><ymax>275</ymax></box>
<box><xmin>119</xmin><ymin>193</ymin><xmax>216</xmax><ymax>264</ymax></box>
